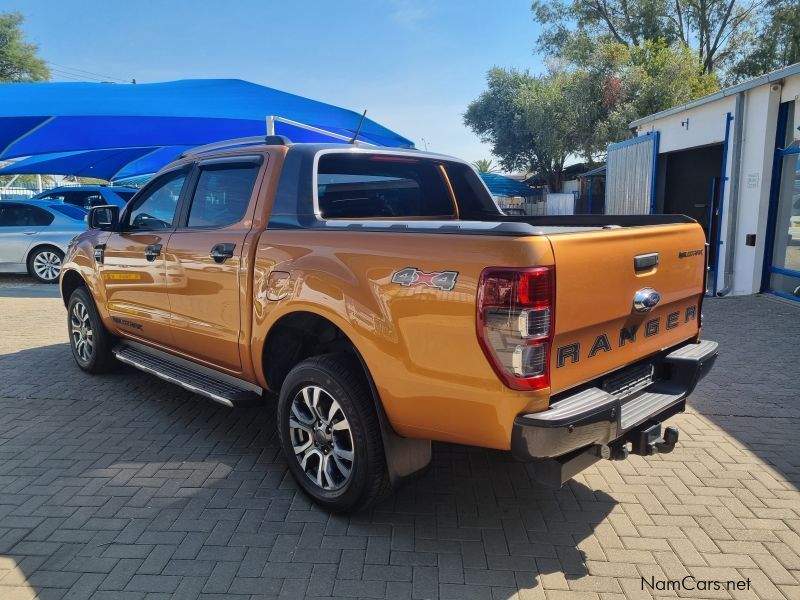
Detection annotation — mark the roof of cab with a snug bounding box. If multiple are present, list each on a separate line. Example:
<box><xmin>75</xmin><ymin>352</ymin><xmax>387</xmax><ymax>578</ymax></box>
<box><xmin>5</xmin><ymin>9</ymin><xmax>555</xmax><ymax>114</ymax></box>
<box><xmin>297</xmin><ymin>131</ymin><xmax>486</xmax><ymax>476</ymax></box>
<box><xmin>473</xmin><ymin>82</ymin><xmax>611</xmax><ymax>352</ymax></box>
<box><xmin>179</xmin><ymin>135</ymin><xmax>459</xmax><ymax>163</ymax></box>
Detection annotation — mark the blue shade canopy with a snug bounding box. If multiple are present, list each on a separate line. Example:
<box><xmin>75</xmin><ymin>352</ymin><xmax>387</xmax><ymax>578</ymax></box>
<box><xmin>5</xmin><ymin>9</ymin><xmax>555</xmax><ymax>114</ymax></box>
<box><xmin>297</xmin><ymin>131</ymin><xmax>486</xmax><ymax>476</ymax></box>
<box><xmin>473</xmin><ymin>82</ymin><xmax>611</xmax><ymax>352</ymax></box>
<box><xmin>479</xmin><ymin>173</ymin><xmax>536</xmax><ymax>197</ymax></box>
<box><xmin>0</xmin><ymin>79</ymin><xmax>414</xmax><ymax>160</ymax></box>
<box><xmin>0</xmin><ymin>146</ymin><xmax>194</xmax><ymax>180</ymax></box>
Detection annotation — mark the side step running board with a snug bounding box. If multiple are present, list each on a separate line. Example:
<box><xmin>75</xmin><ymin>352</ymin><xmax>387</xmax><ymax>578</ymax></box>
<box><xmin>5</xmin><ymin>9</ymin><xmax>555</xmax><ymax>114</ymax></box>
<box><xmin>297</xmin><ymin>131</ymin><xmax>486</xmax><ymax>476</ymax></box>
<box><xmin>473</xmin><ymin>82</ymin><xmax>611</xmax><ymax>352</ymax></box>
<box><xmin>113</xmin><ymin>341</ymin><xmax>263</xmax><ymax>407</ymax></box>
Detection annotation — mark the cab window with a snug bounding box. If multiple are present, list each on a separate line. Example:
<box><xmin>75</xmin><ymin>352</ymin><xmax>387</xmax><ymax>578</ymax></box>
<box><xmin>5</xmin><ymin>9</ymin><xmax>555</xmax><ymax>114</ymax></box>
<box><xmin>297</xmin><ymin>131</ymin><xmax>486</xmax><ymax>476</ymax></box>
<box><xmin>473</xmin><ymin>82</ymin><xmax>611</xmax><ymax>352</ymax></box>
<box><xmin>316</xmin><ymin>154</ymin><xmax>456</xmax><ymax>219</ymax></box>
<box><xmin>186</xmin><ymin>163</ymin><xmax>259</xmax><ymax>228</ymax></box>
<box><xmin>127</xmin><ymin>170</ymin><xmax>187</xmax><ymax>230</ymax></box>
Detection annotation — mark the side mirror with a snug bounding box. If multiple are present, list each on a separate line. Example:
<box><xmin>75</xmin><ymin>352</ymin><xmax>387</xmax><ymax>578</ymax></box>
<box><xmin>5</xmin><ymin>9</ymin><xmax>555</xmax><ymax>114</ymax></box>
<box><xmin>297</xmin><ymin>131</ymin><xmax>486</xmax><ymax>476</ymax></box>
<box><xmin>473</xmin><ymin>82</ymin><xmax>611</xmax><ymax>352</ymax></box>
<box><xmin>88</xmin><ymin>205</ymin><xmax>120</xmax><ymax>231</ymax></box>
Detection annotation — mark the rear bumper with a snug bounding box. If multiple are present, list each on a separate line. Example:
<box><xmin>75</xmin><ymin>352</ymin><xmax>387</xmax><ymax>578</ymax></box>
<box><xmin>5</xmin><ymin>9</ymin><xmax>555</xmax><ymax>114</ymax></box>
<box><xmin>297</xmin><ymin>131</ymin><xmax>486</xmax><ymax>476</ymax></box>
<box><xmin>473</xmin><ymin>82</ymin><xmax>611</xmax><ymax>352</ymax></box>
<box><xmin>511</xmin><ymin>339</ymin><xmax>718</xmax><ymax>461</ymax></box>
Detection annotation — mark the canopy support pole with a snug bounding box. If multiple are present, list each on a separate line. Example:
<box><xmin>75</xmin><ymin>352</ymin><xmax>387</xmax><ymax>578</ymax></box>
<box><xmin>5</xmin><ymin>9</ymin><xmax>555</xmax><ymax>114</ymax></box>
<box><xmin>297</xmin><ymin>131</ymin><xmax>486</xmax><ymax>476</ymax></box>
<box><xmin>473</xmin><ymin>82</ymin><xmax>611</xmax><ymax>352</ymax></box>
<box><xmin>1</xmin><ymin>174</ymin><xmax>20</xmax><ymax>189</ymax></box>
<box><xmin>270</xmin><ymin>115</ymin><xmax>375</xmax><ymax>146</ymax></box>
<box><xmin>266</xmin><ymin>115</ymin><xmax>275</xmax><ymax>136</ymax></box>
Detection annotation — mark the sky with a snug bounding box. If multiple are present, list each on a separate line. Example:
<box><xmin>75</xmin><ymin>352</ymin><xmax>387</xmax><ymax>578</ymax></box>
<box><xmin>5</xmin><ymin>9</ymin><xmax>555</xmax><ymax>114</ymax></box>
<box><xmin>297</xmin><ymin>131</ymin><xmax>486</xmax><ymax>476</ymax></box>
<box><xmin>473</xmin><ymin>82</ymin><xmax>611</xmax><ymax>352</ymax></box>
<box><xmin>4</xmin><ymin>0</ymin><xmax>547</xmax><ymax>165</ymax></box>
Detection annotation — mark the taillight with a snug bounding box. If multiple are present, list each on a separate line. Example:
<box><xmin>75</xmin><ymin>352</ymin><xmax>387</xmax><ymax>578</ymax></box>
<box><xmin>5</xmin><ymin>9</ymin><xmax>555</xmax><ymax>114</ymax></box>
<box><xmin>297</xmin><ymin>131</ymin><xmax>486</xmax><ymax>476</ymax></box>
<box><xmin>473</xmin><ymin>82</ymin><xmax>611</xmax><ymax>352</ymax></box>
<box><xmin>476</xmin><ymin>266</ymin><xmax>555</xmax><ymax>391</ymax></box>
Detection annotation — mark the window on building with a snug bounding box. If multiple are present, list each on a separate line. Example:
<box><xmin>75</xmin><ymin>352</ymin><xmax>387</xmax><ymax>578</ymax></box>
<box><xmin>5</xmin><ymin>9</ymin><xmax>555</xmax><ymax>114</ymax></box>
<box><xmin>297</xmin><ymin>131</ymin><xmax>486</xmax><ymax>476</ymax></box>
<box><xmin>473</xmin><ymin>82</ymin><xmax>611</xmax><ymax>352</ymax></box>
<box><xmin>767</xmin><ymin>100</ymin><xmax>800</xmax><ymax>298</ymax></box>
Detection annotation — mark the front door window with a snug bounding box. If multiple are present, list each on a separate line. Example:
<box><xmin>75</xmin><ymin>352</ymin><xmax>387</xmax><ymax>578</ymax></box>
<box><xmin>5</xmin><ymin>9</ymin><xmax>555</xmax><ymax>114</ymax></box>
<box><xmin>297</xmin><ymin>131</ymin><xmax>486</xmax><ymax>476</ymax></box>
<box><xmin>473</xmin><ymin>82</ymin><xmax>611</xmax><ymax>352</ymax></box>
<box><xmin>127</xmin><ymin>171</ymin><xmax>186</xmax><ymax>230</ymax></box>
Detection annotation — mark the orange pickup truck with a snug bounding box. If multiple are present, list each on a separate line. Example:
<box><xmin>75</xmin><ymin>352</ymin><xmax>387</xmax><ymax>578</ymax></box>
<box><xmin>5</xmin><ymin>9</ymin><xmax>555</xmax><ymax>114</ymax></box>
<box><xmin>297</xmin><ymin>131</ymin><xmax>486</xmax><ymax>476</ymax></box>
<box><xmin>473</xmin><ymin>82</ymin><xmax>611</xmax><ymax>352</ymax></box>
<box><xmin>60</xmin><ymin>137</ymin><xmax>717</xmax><ymax>511</ymax></box>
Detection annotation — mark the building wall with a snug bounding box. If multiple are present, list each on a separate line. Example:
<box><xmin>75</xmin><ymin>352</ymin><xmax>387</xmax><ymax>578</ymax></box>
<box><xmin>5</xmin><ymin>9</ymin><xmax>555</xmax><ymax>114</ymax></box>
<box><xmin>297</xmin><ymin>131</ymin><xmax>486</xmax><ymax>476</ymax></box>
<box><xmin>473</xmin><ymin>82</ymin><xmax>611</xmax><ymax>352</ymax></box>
<box><xmin>733</xmin><ymin>83</ymin><xmax>782</xmax><ymax>294</ymax></box>
<box><xmin>562</xmin><ymin>179</ymin><xmax>579</xmax><ymax>194</ymax></box>
<box><xmin>637</xmin><ymin>98</ymin><xmax>735</xmax><ymax>153</ymax></box>
<box><xmin>633</xmin><ymin>72</ymin><xmax>800</xmax><ymax>296</ymax></box>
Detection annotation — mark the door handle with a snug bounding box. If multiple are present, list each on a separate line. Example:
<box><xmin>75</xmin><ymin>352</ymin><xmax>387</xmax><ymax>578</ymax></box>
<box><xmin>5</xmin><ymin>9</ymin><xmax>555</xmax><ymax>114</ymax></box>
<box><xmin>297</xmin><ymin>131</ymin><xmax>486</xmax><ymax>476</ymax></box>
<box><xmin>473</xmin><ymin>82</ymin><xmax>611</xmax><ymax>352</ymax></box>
<box><xmin>144</xmin><ymin>243</ymin><xmax>162</xmax><ymax>261</ymax></box>
<box><xmin>23</xmin><ymin>231</ymin><xmax>37</xmax><ymax>235</ymax></box>
<box><xmin>210</xmin><ymin>243</ymin><xmax>236</xmax><ymax>264</ymax></box>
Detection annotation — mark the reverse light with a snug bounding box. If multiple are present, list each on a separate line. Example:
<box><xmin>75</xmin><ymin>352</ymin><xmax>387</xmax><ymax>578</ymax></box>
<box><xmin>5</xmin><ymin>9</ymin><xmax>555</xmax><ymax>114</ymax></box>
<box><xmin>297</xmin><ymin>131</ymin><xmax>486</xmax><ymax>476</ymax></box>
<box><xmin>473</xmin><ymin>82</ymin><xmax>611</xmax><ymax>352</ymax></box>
<box><xmin>477</xmin><ymin>267</ymin><xmax>554</xmax><ymax>390</ymax></box>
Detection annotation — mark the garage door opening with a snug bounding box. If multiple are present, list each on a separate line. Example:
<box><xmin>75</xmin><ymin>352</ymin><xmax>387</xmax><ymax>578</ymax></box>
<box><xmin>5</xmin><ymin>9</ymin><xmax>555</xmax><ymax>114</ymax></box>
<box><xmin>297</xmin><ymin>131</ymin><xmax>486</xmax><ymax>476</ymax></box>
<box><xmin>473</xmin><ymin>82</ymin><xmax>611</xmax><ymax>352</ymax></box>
<box><xmin>654</xmin><ymin>143</ymin><xmax>724</xmax><ymax>290</ymax></box>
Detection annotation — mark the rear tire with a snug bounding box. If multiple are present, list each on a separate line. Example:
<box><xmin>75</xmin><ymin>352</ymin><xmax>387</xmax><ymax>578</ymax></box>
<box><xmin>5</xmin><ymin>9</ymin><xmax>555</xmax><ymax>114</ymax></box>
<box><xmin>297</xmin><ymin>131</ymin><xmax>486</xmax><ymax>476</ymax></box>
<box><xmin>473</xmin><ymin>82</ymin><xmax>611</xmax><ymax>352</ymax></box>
<box><xmin>277</xmin><ymin>353</ymin><xmax>391</xmax><ymax>512</ymax></box>
<box><xmin>28</xmin><ymin>246</ymin><xmax>64</xmax><ymax>283</ymax></box>
<box><xmin>68</xmin><ymin>287</ymin><xmax>117</xmax><ymax>373</ymax></box>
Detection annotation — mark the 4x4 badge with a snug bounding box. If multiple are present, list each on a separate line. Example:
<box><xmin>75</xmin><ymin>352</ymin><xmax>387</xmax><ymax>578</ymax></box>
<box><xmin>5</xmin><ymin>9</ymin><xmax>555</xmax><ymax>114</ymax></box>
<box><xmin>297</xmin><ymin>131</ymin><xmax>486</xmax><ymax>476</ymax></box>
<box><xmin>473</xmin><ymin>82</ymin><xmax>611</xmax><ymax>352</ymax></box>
<box><xmin>391</xmin><ymin>267</ymin><xmax>458</xmax><ymax>291</ymax></box>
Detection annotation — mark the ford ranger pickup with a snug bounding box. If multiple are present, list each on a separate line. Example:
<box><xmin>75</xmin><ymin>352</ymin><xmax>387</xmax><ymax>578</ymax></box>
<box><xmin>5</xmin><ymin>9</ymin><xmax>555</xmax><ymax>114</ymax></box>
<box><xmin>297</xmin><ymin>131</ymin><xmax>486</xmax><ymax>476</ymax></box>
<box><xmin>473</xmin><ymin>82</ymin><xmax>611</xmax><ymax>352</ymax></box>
<box><xmin>60</xmin><ymin>136</ymin><xmax>718</xmax><ymax>512</ymax></box>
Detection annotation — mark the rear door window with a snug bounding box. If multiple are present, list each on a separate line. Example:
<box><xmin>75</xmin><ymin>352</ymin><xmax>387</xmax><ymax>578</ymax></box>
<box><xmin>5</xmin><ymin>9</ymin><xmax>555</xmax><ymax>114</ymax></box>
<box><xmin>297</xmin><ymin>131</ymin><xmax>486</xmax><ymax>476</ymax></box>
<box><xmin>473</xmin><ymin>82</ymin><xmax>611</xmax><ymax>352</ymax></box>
<box><xmin>316</xmin><ymin>154</ymin><xmax>456</xmax><ymax>219</ymax></box>
<box><xmin>0</xmin><ymin>204</ymin><xmax>54</xmax><ymax>227</ymax></box>
<box><xmin>186</xmin><ymin>162</ymin><xmax>260</xmax><ymax>228</ymax></box>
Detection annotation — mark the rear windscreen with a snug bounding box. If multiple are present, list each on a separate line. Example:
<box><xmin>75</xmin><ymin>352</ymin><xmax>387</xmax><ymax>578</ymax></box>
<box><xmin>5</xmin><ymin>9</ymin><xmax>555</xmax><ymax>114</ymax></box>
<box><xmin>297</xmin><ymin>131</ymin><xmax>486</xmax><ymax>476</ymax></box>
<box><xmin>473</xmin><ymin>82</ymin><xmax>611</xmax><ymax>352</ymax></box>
<box><xmin>317</xmin><ymin>154</ymin><xmax>456</xmax><ymax>219</ymax></box>
<box><xmin>50</xmin><ymin>204</ymin><xmax>88</xmax><ymax>221</ymax></box>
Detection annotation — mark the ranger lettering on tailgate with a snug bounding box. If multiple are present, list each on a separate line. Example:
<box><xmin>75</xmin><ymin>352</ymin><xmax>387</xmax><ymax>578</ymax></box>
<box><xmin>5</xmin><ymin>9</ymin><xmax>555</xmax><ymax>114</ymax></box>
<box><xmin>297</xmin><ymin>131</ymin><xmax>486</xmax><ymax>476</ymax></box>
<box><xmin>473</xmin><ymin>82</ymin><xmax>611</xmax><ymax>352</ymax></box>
<box><xmin>556</xmin><ymin>305</ymin><xmax>697</xmax><ymax>367</ymax></box>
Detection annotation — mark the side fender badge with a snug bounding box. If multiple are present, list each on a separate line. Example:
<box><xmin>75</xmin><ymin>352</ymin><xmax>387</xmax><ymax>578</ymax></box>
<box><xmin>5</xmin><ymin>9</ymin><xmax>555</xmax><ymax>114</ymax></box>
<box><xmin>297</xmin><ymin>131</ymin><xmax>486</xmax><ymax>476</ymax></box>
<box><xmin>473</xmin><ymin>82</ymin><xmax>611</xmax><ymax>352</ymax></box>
<box><xmin>391</xmin><ymin>267</ymin><xmax>458</xmax><ymax>292</ymax></box>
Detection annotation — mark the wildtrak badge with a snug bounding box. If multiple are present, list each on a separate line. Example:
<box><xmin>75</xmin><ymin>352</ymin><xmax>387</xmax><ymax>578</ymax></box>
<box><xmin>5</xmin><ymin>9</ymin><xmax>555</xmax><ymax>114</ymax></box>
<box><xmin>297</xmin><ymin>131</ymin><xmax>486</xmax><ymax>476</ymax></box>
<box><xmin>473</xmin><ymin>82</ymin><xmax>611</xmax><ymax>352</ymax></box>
<box><xmin>678</xmin><ymin>249</ymin><xmax>704</xmax><ymax>258</ymax></box>
<box><xmin>556</xmin><ymin>305</ymin><xmax>697</xmax><ymax>367</ymax></box>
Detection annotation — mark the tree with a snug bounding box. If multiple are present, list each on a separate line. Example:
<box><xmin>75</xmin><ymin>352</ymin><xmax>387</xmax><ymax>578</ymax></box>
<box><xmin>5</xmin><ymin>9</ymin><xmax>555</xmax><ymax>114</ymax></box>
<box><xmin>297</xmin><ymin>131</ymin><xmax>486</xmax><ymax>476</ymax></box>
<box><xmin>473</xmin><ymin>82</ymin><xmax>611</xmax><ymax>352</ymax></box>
<box><xmin>727</xmin><ymin>0</ymin><xmax>800</xmax><ymax>82</ymax></box>
<box><xmin>531</xmin><ymin>0</ymin><xmax>764</xmax><ymax>75</ymax></box>
<box><xmin>624</xmin><ymin>40</ymin><xmax>720</xmax><ymax>117</ymax></box>
<box><xmin>0</xmin><ymin>11</ymin><xmax>49</xmax><ymax>82</ymax></box>
<box><xmin>464</xmin><ymin>68</ymin><xmax>543</xmax><ymax>175</ymax></box>
<box><xmin>465</xmin><ymin>68</ymin><xmax>592</xmax><ymax>190</ymax></box>
<box><xmin>464</xmin><ymin>42</ymin><xmax>718</xmax><ymax>187</ymax></box>
<box><xmin>472</xmin><ymin>159</ymin><xmax>501</xmax><ymax>173</ymax></box>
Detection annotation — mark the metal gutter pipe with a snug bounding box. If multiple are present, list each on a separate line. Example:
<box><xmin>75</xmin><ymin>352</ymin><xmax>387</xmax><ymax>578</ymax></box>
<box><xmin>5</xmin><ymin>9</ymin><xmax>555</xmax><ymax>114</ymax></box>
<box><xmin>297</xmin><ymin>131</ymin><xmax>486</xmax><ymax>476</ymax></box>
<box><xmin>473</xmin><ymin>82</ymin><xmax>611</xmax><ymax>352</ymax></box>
<box><xmin>717</xmin><ymin>92</ymin><xmax>746</xmax><ymax>297</ymax></box>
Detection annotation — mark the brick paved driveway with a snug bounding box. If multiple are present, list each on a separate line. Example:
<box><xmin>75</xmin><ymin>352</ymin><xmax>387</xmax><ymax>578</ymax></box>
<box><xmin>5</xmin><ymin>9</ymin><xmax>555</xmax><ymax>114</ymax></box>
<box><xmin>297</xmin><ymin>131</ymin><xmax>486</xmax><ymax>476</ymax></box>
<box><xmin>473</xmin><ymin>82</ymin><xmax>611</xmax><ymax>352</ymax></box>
<box><xmin>0</xmin><ymin>291</ymin><xmax>798</xmax><ymax>600</ymax></box>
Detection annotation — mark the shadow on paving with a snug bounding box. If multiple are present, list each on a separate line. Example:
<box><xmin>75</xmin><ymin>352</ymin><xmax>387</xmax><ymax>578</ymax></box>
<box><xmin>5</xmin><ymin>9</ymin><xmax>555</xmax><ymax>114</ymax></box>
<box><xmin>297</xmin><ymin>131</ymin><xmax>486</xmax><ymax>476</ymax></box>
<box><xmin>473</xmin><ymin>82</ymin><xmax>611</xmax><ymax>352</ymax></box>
<box><xmin>0</xmin><ymin>342</ymin><xmax>617</xmax><ymax>599</ymax></box>
<box><xmin>689</xmin><ymin>296</ymin><xmax>800</xmax><ymax>490</ymax></box>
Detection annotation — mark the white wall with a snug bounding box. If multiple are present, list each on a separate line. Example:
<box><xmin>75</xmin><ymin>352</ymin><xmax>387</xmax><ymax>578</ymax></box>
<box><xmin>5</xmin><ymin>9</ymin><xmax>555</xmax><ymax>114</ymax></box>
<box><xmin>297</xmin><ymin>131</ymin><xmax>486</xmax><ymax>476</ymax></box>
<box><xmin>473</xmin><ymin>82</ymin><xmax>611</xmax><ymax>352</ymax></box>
<box><xmin>546</xmin><ymin>193</ymin><xmax>575</xmax><ymax>215</ymax></box>
<box><xmin>636</xmin><ymin>97</ymin><xmax>735</xmax><ymax>153</ymax></box>
<box><xmin>731</xmin><ymin>83</ymin><xmax>783</xmax><ymax>294</ymax></box>
<box><xmin>562</xmin><ymin>179</ymin><xmax>579</xmax><ymax>194</ymax></box>
<box><xmin>782</xmin><ymin>72</ymin><xmax>800</xmax><ymax>106</ymax></box>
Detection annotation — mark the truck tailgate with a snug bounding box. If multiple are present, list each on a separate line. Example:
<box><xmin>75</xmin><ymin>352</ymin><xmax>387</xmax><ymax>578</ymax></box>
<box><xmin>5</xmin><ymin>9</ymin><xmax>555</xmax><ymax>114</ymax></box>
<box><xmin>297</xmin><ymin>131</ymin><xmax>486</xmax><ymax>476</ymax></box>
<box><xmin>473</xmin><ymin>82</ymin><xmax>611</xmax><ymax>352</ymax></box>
<box><xmin>546</xmin><ymin>223</ymin><xmax>706</xmax><ymax>394</ymax></box>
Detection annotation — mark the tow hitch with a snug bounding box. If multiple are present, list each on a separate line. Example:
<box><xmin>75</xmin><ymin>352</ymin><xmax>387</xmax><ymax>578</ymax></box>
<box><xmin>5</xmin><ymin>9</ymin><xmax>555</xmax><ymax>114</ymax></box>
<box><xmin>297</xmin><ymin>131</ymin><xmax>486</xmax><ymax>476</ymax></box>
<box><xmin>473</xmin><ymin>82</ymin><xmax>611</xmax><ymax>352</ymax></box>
<box><xmin>593</xmin><ymin>421</ymin><xmax>680</xmax><ymax>461</ymax></box>
<box><xmin>630</xmin><ymin>421</ymin><xmax>679</xmax><ymax>456</ymax></box>
<box><xmin>526</xmin><ymin>414</ymin><xmax>683</xmax><ymax>488</ymax></box>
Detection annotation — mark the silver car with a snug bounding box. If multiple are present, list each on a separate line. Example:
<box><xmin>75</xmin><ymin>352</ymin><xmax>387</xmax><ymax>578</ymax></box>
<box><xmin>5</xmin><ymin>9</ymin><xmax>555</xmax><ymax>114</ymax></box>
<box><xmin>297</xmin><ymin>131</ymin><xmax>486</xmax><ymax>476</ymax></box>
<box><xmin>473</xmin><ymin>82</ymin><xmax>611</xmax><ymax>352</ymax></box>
<box><xmin>0</xmin><ymin>200</ymin><xmax>87</xmax><ymax>283</ymax></box>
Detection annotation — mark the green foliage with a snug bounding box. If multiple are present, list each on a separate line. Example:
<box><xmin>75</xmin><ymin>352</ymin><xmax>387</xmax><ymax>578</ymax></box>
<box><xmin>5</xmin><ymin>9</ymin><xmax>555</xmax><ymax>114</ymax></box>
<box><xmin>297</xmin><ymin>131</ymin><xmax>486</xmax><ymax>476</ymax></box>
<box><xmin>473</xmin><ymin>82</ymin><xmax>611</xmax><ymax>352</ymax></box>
<box><xmin>0</xmin><ymin>11</ymin><xmax>49</xmax><ymax>82</ymax></box>
<box><xmin>465</xmin><ymin>68</ymin><xmax>582</xmax><ymax>189</ymax></box>
<box><xmin>0</xmin><ymin>174</ymin><xmax>55</xmax><ymax>187</ymax></box>
<box><xmin>464</xmin><ymin>41</ymin><xmax>718</xmax><ymax>187</ymax></box>
<box><xmin>531</xmin><ymin>0</ymin><xmax>763</xmax><ymax>75</ymax></box>
<box><xmin>464</xmin><ymin>68</ymin><xmax>543</xmax><ymax>175</ymax></box>
<box><xmin>624</xmin><ymin>41</ymin><xmax>720</xmax><ymax>117</ymax></box>
<box><xmin>727</xmin><ymin>0</ymin><xmax>800</xmax><ymax>83</ymax></box>
<box><xmin>472</xmin><ymin>159</ymin><xmax>501</xmax><ymax>173</ymax></box>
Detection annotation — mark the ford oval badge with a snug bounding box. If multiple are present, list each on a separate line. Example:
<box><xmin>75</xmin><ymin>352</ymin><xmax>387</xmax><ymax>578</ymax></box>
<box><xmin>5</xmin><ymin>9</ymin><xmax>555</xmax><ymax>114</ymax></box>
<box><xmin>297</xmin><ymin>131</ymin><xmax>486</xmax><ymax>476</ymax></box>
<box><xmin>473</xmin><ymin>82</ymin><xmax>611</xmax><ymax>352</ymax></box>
<box><xmin>633</xmin><ymin>288</ymin><xmax>661</xmax><ymax>313</ymax></box>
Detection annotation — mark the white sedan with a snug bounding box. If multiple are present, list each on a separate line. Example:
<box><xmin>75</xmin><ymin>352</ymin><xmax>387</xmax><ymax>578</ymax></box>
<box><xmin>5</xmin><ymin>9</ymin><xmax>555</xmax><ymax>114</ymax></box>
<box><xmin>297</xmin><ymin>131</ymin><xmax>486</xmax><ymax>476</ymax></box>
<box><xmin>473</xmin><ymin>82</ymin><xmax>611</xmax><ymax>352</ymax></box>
<box><xmin>0</xmin><ymin>200</ymin><xmax>88</xmax><ymax>283</ymax></box>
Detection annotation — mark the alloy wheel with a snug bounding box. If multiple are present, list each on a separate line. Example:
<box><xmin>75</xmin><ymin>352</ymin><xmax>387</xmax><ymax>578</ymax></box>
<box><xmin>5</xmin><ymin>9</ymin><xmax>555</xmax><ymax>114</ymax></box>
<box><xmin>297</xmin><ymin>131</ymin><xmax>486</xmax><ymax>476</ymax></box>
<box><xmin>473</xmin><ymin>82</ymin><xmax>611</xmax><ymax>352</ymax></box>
<box><xmin>288</xmin><ymin>385</ymin><xmax>355</xmax><ymax>491</ymax></box>
<box><xmin>70</xmin><ymin>301</ymin><xmax>94</xmax><ymax>362</ymax></box>
<box><xmin>33</xmin><ymin>251</ymin><xmax>62</xmax><ymax>282</ymax></box>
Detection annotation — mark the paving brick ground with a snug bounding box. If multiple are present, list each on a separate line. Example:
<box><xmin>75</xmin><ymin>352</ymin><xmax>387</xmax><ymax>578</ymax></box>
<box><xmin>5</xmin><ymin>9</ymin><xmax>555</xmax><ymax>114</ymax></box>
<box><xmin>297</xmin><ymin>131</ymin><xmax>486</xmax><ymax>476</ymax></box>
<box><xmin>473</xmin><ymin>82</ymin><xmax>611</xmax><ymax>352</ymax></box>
<box><xmin>0</xmin><ymin>289</ymin><xmax>798</xmax><ymax>600</ymax></box>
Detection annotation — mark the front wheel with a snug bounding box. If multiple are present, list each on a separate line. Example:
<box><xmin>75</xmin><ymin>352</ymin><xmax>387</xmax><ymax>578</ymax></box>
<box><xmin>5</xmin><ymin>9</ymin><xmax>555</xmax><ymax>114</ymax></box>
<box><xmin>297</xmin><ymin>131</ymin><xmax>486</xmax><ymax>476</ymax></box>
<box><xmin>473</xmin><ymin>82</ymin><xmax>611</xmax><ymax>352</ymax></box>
<box><xmin>277</xmin><ymin>353</ymin><xmax>391</xmax><ymax>512</ymax></box>
<box><xmin>28</xmin><ymin>246</ymin><xmax>64</xmax><ymax>283</ymax></box>
<box><xmin>68</xmin><ymin>287</ymin><xmax>117</xmax><ymax>373</ymax></box>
